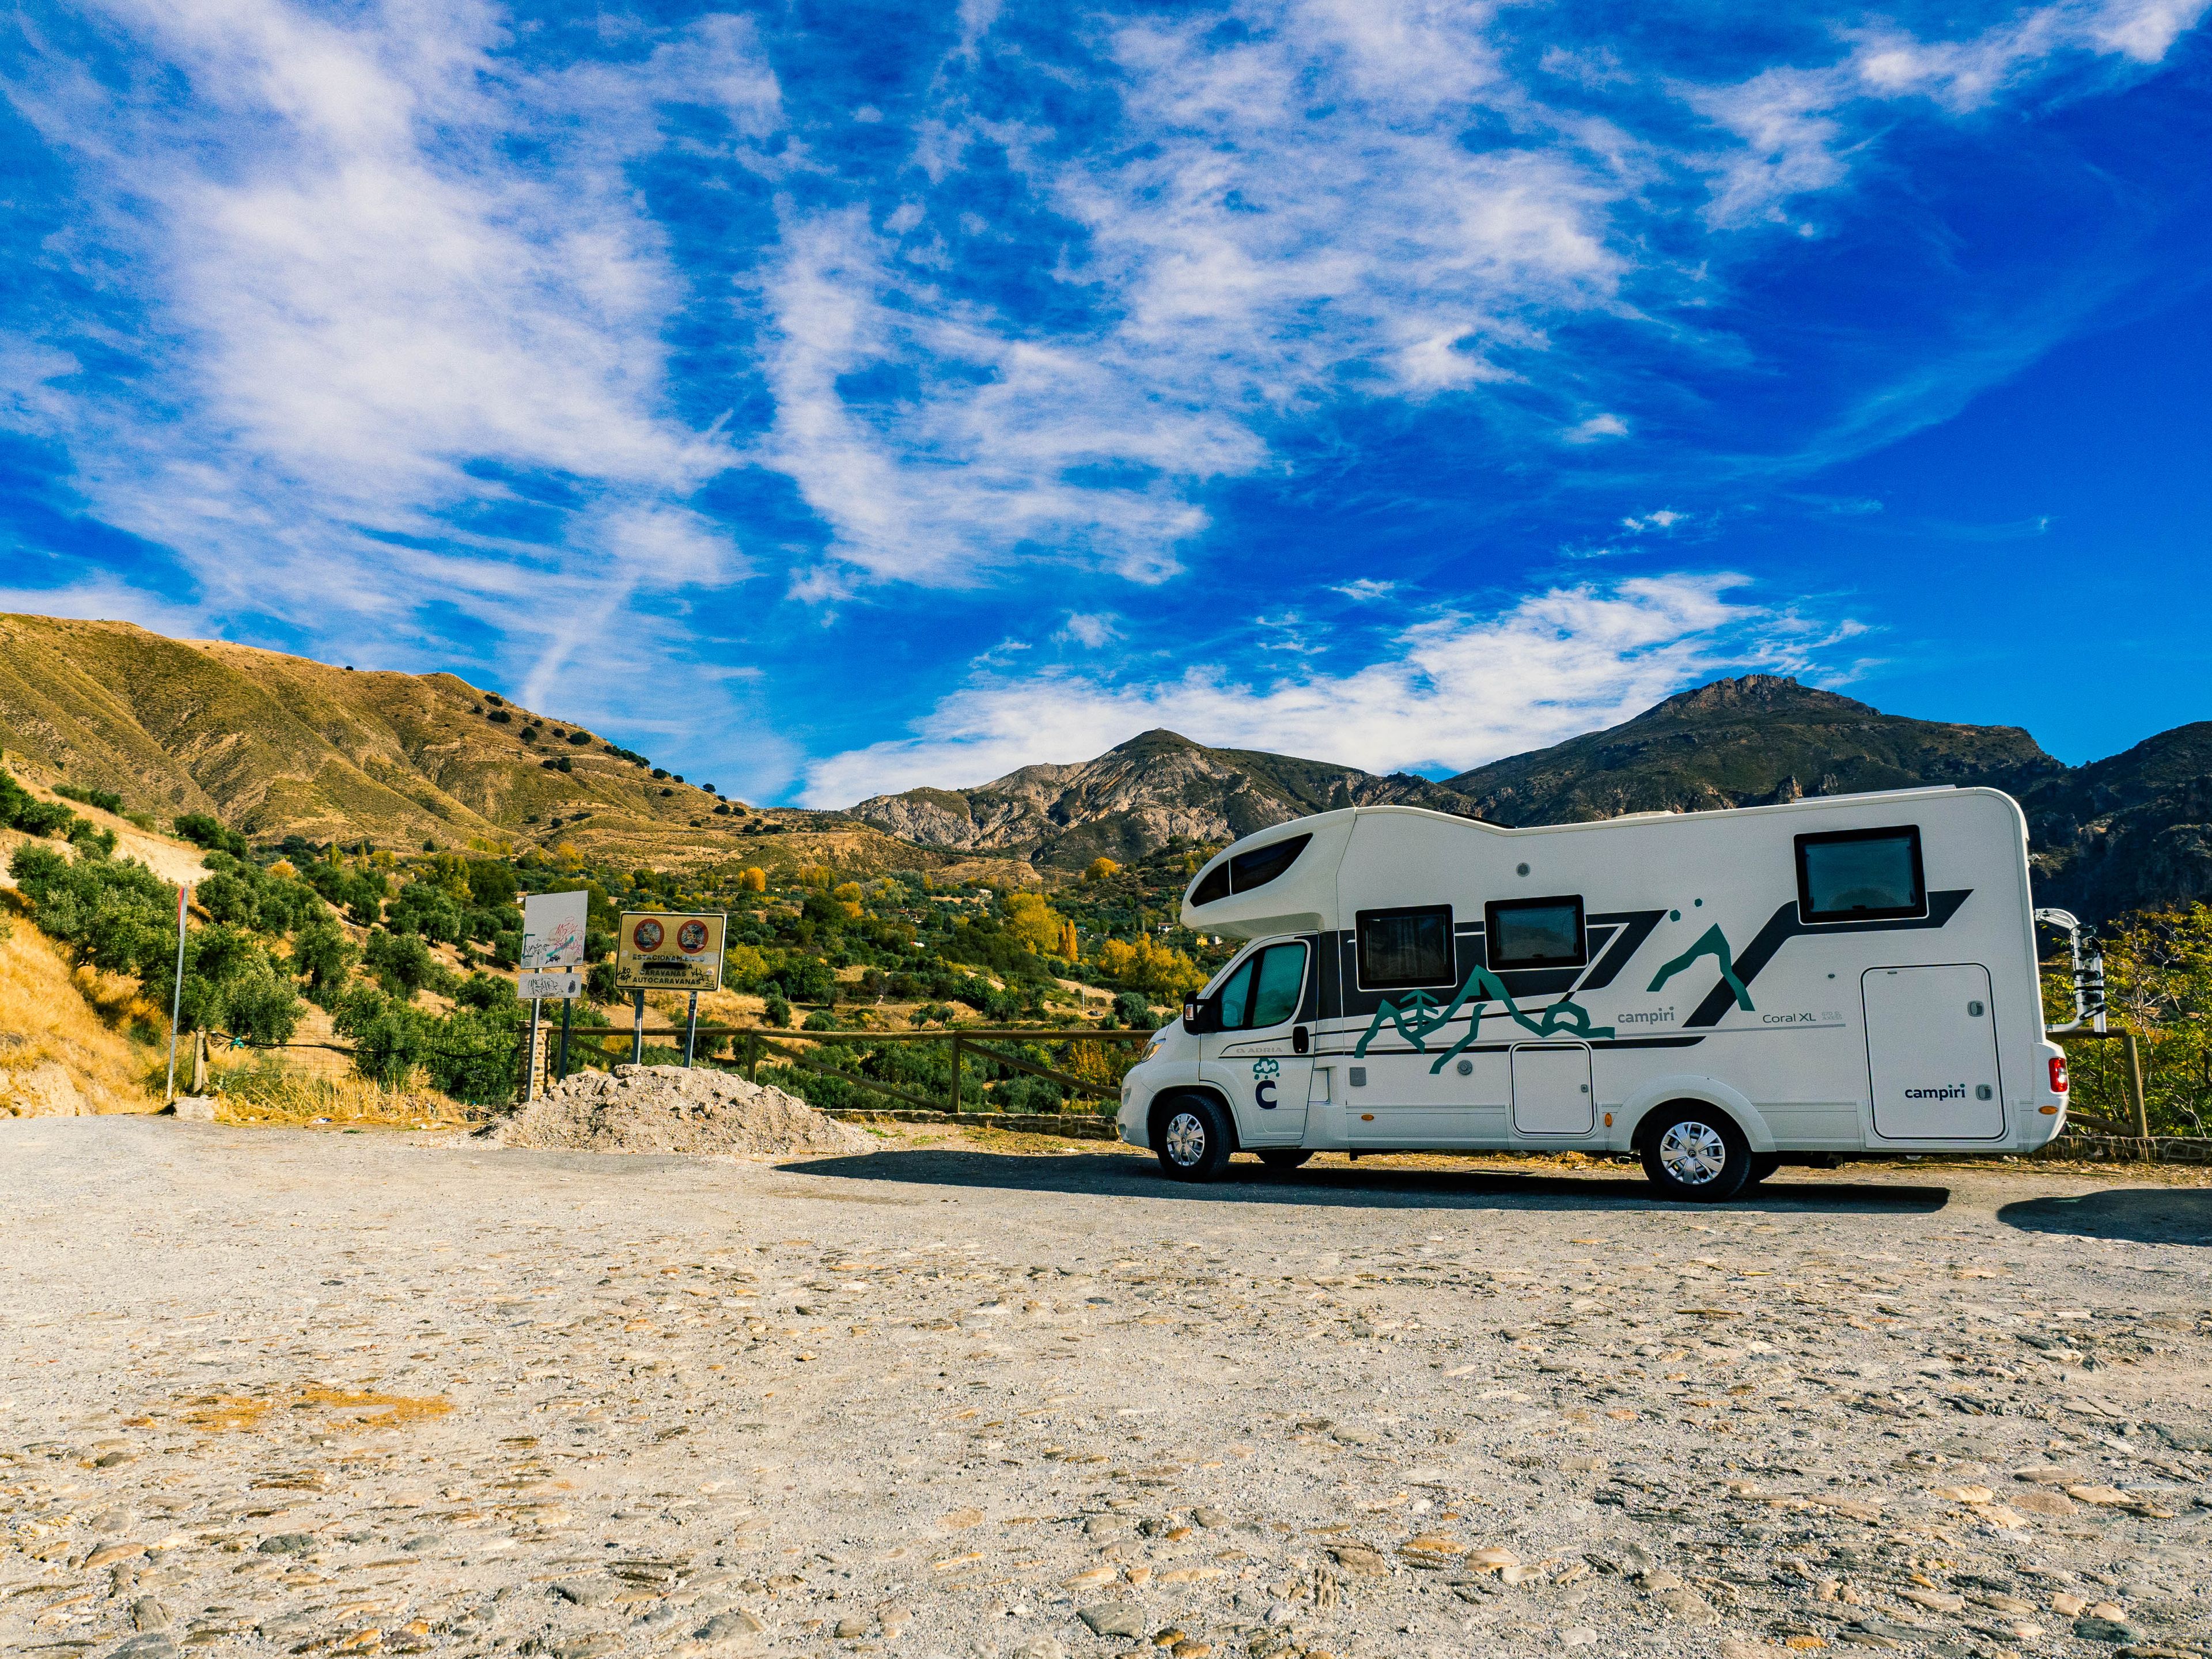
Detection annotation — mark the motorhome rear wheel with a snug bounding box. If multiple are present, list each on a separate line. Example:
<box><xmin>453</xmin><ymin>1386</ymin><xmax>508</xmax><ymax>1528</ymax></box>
<box><xmin>1642</xmin><ymin>1106</ymin><xmax>1752</xmax><ymax>1202</ymax></box>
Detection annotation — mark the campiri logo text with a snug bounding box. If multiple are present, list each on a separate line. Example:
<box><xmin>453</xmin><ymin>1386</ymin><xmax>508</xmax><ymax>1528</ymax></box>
<box><xmin>1616</xmin><ymin>1006</ymin><xmax>1676</xmax><ymax>1027</ymax></box>
<box><xmin>1903</xmin><ymin>1084</ymin><xmax>1968</xmax><ymax>1101</ymax></box>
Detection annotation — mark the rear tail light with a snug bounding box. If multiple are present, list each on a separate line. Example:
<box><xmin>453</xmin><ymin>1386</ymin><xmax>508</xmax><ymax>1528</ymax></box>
<box><xmin>2048</xmin><ymin>1056</ymin><xmax>2069</xmax><ymax>1094</ymax></box>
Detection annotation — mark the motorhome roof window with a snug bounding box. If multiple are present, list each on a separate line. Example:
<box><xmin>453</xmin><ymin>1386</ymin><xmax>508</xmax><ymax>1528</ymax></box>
<box><xmin>1230</xmin><ymin>834</ymin><xmax>1310</xmax><ymax>893</ymax></box>
<box><xmin>1484</xmin><ymin>895</ymin><xmax>1588</xmax><ymax>971</ymax></box>
<box><xmin>1795</xmin><ymin>825</ymin><xmax>1927</xmax><ymax>924</ymax></box>
<box><xmin>1191</xmin><ymin>832</ymin><xmax>1311</xmax><ymax>908</ymax></box>
<box><xmin>1214</xmin><ymin>941</ymin><xmax>1309</xmax><ymax>1031</ymax></box>
<box><xmin>1356</xmin><ymin>904</ymin><xmax>1456</xmax><ymax>990</ymax></box>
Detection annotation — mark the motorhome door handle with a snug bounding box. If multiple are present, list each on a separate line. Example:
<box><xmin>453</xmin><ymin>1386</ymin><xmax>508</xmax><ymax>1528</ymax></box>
<box><xmin>1293</xmin><ymin>1026</ymin><xmax>1309</xmax><ymax>1055</ymax></box>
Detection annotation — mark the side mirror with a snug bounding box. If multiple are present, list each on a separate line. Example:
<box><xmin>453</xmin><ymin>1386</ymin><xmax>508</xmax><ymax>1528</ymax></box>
<box><xmin>1293</xmin><ymin>1025</ymin><xmax>1309</xmax><ymax>1055</ymax></box>
<box><xmin>1183</xmin><ymin>994</ymin><xmax>1220</xmax><ymax>1035</ymax></box>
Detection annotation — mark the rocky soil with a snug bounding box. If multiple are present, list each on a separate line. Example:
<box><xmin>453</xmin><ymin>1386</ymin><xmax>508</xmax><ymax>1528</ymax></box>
<box><xmin>1</xmin><ymin>1118</ymin><xmax>2207</xmax><ymax>1659</ymax></box>
<box><xmin>487</xmin><ymin>1067</ymin><xmax>875</xmax><ymax>1160</ymax></box>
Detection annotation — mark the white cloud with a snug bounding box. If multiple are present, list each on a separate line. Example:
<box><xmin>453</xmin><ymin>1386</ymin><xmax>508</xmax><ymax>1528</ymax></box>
<box><xmin>1058</xmin><ymin>612</ymin><xmax>1121</xmax><ymax>648</ymax></box>
<box><xmin>1332</xmin><ymin>578</ymin><xmax>1399</xmax><ymax>603</ymax></box>
<box><xmin>1563</xmin><ymin>413</ymin><xmax>1630</xmax><ymax>444</ymax></box>
<box><xmin>1695</xmin><ymin>0</ymin><xmax>2208</xmax><ymax>226</ymax></box>
<box><xmin>1620</xmin><ymin>509</ymin><xmax>1683</xmax><ymax>532</ymax></box>
<box><xmin>805</xmin><ymin>572</ymin><xmax>1848</xmax><ymax>802</ymax></box>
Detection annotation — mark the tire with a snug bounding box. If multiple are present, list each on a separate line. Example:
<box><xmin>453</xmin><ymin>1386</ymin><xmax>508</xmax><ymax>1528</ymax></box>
<box><xmin>1744</xmin><ymin>1153</ymin><xmax>1782</xmax><ymax>1188</ymax></box>
<box><xmin>1640</xmin><ymin>1105</ymin><xmax>1752</xmax><ymax>1202</ymax></box>
<box><xmin>1257</xmin><ymin>1149</ymin><xmax>1313</xmax><ymax>1170</ymax></box>
<box><xmin>1154</xmin><ymin>1097</ymin><xmax>1234</xmax><ymax>1183</ymax></box>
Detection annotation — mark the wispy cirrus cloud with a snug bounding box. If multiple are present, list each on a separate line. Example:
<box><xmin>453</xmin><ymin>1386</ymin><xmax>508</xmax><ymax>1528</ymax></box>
<box><xmin>1</xmin><ymin>0</ymin><xmax>2202</xmax><ymax>800</ymax></box>
<box><xmin>804</xmin><ymin>573</ymin><xmax>1863</xmax><ymax>802</ymax></box>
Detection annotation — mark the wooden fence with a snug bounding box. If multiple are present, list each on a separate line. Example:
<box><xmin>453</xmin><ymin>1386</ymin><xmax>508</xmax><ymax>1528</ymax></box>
<box><xmin>535</xmin><ymin>1023</ymin><xmax>1154</xmax><ymax>1115</ymax></box>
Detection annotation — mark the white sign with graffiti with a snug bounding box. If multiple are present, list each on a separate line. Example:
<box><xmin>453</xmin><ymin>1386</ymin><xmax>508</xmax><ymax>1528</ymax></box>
<box><xmin>521</xmin><ymin>889</ymin><xmax>589</xmax><ymax>972</ymax></box>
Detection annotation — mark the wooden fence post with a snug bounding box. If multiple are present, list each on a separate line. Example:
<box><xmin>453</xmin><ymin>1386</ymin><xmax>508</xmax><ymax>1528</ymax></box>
<box><xmin>948</xmin><ymin>1033</ymin><xmax>963</xmax><ymax>1113</ymax></box>
<box><xmin>2121</xmin><ymin>1029</ymin><xmax>2149</xmax><ymax>1138</ymax></box>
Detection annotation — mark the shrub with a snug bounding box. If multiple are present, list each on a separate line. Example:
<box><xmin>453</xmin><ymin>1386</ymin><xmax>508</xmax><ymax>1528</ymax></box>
<box><xmin>172</xmin><ymin>812</ymin><xmax>251</xmax><ymax>859</ymax></box>
<box><xmin>362</xmin><ymin>928</ymin><xmax>451</xmax><ymax>999</ymax></box>
<box><xmin>56</xmin><ymin>783</ymin><xmax>124</xmax><ymax>815</ymax></box>
<box><xmin>1</xmin><ymin>769</ymin><xmax>84</xmax><ymax>839</ymax></box>
<box><xmin>1112</xmin><ymin>990</ymin><xmax>1158</xmax><ymax>1029</ymax></box>
<box><xmin>763</xmin><ymin>993</ymin><xmax>792</xmax><ymax>1028</ymax></box>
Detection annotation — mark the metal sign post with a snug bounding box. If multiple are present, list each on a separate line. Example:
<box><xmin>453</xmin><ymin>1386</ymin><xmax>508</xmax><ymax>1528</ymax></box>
<box><xmin>525</xmin><ymin>997</ymin><xmax>543</xmax><ymax>1101</ymax></box>
<box><xmin>615</xmin><ymin>911</ymin><xmax>726</xmax><ymax>1071</ymax></box>
<box><xmin>518</xmin><ymin>889</ymin><xmax>590</xmax><ymax>1093</ymax></box>
<box><xmin>164</xmin><ymin>883</ymin><xmax>191</xmax><ymax>1103</ymax></box>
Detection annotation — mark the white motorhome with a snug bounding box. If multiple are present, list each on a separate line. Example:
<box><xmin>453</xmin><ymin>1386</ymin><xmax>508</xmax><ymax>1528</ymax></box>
<box><xmin>1115</xmin><ymin>787</ymin><xmax>2070</xmax><ymax>1200</ymax></box>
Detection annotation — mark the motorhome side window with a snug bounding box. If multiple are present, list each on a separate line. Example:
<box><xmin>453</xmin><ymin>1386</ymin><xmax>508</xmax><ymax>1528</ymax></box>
<box><xmin>1356</xmin><ymin>905</ymin><xmax>1455</xmax><ymax>990</ymax></box>
<box><xmin>1214</xmin><ymin>941</ymin><xmax>1309</xmax><ymax>1031</ymax></box>
<box><xmin>1484</xmin><ymin>895</ymin><xmax>1588</xmax><ymax>970</ymax></box>
<box><xmin>1795</xmin><ymin>825</ymin><xmax>1927</xmax><ymax>923</ymax></box>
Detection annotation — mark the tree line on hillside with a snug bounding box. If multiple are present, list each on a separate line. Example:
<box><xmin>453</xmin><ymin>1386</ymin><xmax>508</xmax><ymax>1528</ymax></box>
<box><xmin>2</xmin><ymin>767</ymin><xmax>1235</xmax><ymax>1110</ymax></box>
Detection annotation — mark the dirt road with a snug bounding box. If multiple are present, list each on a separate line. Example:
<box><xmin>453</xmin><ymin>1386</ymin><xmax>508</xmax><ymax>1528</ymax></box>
<box><xmin>3</xmin><ymin>1119</ymin><xmax>2208</xmax><ymax>1659</ymax></box>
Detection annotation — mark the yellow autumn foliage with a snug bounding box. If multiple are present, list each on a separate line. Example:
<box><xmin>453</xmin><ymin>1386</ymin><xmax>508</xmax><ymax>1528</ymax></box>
<box><xmin>1094</xmin><ymin>934</ymin><xmax>1207</xmax><ymax>997</ymax></box>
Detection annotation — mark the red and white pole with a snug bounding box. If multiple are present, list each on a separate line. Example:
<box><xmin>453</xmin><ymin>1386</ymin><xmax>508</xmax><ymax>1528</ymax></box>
<box><xmin>164</xmin><ymin>883</ymin><xmax>191</xmax><ymax>1103</ymax></box>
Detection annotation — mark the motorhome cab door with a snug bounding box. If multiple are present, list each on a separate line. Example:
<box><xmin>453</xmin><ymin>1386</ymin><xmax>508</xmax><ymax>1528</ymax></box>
<box><xmin>1863</xmin><ymin>964</ymin><xmax>2005</xmax><ymax>1139</ymax></box>
<box><xmin>1203</xmin><ymin>939</ymin><xmax>1312</xmax><ymax>1146</ymax></box>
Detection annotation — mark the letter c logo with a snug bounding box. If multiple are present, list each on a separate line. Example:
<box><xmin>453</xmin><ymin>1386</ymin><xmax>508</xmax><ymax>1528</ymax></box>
<box><xmin>1255</xmin><ymin>1080</ymin><xmax>1278</xmax><ymax>1109</ymax></box>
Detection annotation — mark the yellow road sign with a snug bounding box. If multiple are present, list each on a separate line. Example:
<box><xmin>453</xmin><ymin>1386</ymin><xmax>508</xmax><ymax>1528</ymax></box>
<box><xmin>615</xmin><ymin>910</ymin><xmax>726</xmax><ymax>992</ymax></box>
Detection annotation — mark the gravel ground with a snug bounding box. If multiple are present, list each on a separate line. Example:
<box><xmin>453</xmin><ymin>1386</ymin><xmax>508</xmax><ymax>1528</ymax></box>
<box><xmin>2</xmin><ymin>1118</ymin><xmax>2209</xmax><ymax>1659</ymax></box>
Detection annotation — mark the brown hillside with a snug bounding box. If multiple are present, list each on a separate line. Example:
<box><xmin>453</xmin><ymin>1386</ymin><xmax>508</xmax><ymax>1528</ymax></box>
<box><xmin>0</xmin><ymin>615</ymin><xmax>1031</xmax><ymax>884</ymax></box>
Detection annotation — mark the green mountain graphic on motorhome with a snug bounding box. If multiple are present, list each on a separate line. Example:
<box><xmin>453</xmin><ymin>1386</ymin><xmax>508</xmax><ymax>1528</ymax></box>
<box><xmin>1646</xmin><ymin>923</ymin><xmax>1755</xmax><ymax>1012</ymax></box>
<box><xmin>1354</xmin><ymin>970</ymin><xmax>1616</xmax><ymax>1071</ymax></box>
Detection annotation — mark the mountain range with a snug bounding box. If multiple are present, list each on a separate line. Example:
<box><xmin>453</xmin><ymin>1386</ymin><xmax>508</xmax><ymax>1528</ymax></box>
<box><xmin>852</xmin><ymin>675</ymin><xmax>2210</xmax><ymax>924</ymax></box>
<box><xmin>4</xmin><ymin>614</ymin><xmax>2206</xmax><ymax>926</ymax></box>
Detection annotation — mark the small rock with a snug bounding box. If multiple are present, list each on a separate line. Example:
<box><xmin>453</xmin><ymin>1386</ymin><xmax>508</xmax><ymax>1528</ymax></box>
<box><xmin>834</xmin><ymin>1617</ymin><xmax>870</xmax><ymax>1638</ymax></box>
<box><xmin>1653</xmin><ymin>1586</ymin><xmax>1718</xmax><ymax>1624</ymax></box>
<box><xmin>694</xmin><ymin>1608</ymin><xmax>766</xmax><ymax>1642</ymax></box>
<box><xmin>553</xmin><ymin>1637</ymin><xmax>623</xmax><ymax>1659</ymax></box>
<box><xmin>1560</xmin><ymin>1629</ymin><xmax>1597</xmax><ymax>1648</ymax></box>
<box><xmin>130</xmin><ymin>1597</ymin><xmax>172</xmax><ymax>1633</ymax></box>
<box><xmin>169</xmin><ymin>1095</ymin><xmax>216</xmax><ymax>1123</ymax></box>
<box><xmin>1076</xmin><ymin>1604</ymin><xmax>1147</xmax><ymax>1639</ymax></box>
<box><xmin>1897</xmin><ymin>1589</ymin><xmax>1964</xmax><ymax>1613</ymax></box>
<box><xmin>2075</xmin><ymin>1616</ymin><xmax>2146</xmax><ymax>1645</ymax></box>
<box><xmin>1330</xmin><ymin>1425</ymin><xmax>1377</xmax><ymax>1446</ymax></box>
<box><xmin>1327</xmin><ymin>1544</ymin><xmax>1389</xmax><ymax>1577</ymax></box>
<box><xmin>555</xmin><ymin>1580</ymin><xmax>619</xmax><ymax>1607</ymax></box>
<box><xmin>1190</xmin><ymin>1506</ymin><xmax>1227</xmax><ymax>1527</ymax></box>
<box><xmin>1008</xmin><ymin>1641</ymin><xmax>1063</xmax><ymax>1659</ymax></box>
<box><xmin>102</xmin><ymin>1637</ymin><xmax>176</xmax><ymax>1659</ymax></box>
<box><xmin>82</xmin><ymin>1540</ymin><xmax>145</xmax><ymax>1569</ymax></box>
<box><xmin>255</xmin><ymin>1532</ymin><xmax>317</xmax><ymax>1555</ymax></box>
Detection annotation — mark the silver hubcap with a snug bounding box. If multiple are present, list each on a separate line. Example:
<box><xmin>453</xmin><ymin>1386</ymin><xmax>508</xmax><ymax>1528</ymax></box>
<box><xmin>1164</xmin><ymin>1111</ymin><xmax>1207</xmax><ymax>1167</ymax></box>
<box><xmin>1658</xmin><ymin>1120</ymin><xmax>1728</xmax><ymax>1185</ymax></box>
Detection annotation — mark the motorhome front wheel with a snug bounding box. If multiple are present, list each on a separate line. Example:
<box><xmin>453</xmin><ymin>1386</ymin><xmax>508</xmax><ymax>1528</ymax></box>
<box><xmin>1154</xmin><ymin>1097</ymin><xmax>1234</xmax><ymax>1182</ymax></box>
<box><xmin>1641</xmin><ymin>1107</ymin><xmax>1752</xmax><ymax>1202</ymax></box>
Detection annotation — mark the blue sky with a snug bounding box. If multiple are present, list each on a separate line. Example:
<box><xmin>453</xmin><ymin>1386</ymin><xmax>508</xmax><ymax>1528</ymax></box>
<box><xmin>3</xmin><ymin>0</ymin><xmax>2209</xmax><ymax>806</ymax></box>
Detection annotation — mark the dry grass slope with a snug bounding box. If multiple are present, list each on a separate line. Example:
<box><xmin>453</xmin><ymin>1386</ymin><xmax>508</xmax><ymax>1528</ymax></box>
<box><xmin>0</xmin><ymin>902</ymin><xmax>165</xmax><ymax>1118</ymax></box>
<box><xmin>0</xmin><ymin>614</ymin><xmax>1035</xmax><ymax>882</ymax></box>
